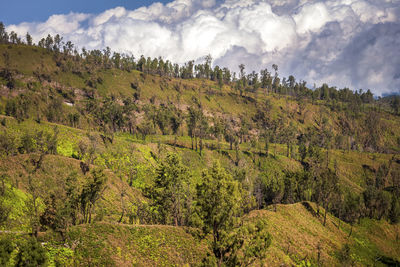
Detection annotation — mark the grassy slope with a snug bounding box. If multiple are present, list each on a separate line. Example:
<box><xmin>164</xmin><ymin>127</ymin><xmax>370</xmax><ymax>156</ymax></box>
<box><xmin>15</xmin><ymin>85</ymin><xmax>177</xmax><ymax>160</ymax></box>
<box><xmin>0</xmin><ymin>153</ymin><xmax>143</xmax><ymax>228</ymax></box>
<box><xmin>1</xmin><ymin>117</ymin><xmax>399</xmax><ymax>266</ymax></box>
<box><xmin>53</xmin><ymin>203</ymin><xmax>399</xmax><ymax>267</ymax></box>
<box><xmin>66</xmin><ymin>223</ymin><xmax>209</xmax><ymax>267</ymax></box>
<box><xmin>1</xmin><ymin>44</ymin><xmax>400</xmax><ymax>150</ymax></box>
<box><xmin>250</xmin><ymin>202</ymin><xmax>400</xmax><ymax>266</ymax></box>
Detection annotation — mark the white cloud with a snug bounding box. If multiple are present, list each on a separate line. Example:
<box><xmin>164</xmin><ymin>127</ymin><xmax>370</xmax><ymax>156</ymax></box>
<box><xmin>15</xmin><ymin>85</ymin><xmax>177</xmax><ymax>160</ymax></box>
<box><xmin>8</xmin><ymin>12</ymin><xmax>90</xmax><ymax>37</ymax></box>
<box><xmin>294</xmin><ymin>2</ymin><xmax>332</xmax><ymax>34</ymax></box>
<box><xmin>5</xmin><ymin>0</ymin><xmax>400</xmax><ymax>95</ymax></box>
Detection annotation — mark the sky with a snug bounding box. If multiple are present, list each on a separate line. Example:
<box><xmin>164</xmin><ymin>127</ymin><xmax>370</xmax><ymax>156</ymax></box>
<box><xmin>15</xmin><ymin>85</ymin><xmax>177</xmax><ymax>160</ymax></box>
<box><xmin>3</xmin><ymin>0</ymin><xmax>400</xmax><ymax>96</ymax></box>
<box><xmin>0</xmin><ymin>0</ymin><xmax>171</xmax><ymax>25</ymax></box>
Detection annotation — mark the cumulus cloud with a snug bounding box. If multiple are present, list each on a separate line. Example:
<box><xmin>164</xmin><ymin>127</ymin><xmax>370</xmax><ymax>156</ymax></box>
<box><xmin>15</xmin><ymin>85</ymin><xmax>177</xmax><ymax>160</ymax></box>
<box><xmin>6</xmin><ymin>0</ymin><xmax>400</xmax><ymax>95</ymax></box>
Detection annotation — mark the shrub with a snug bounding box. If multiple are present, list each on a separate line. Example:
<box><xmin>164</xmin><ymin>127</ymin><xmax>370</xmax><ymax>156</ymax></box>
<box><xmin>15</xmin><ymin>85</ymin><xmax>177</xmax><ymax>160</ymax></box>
<box><xmin>15</xmin><ymin>237</ymin><xmax>47</xmax><ymax>267</ymax></box>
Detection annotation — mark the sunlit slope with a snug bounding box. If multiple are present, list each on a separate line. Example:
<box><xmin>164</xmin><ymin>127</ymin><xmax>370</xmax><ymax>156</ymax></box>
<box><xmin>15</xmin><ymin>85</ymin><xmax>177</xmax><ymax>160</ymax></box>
<box><xmin>249</xmin><ymin>202</ymin><xmax>400</xmax><ymax>266</ymax></box>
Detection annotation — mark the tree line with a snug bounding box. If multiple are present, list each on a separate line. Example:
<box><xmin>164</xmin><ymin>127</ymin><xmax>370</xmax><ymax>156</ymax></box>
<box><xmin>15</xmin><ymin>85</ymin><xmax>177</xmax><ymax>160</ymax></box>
<box><xmin>2</xmin><ymin>22</ymin><xmax>397</xmax><ymax>110</ymax></box>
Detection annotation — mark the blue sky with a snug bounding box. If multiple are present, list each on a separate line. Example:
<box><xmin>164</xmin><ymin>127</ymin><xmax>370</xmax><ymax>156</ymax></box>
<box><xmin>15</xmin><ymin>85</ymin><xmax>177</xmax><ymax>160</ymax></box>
<box><xmin>0</xmin><ymin>0</ymin><xmax>170</xmax><ymax>24</ymax></box>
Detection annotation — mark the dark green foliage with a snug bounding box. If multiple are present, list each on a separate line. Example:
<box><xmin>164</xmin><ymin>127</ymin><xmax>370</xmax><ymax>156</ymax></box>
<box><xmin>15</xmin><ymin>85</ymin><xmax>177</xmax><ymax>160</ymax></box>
<box><xmin>5</xmin><ymin>94</ymin><xmax>32</xmax><ymax>122</ymax></box>
<box><xmin>40</xmin><ymin>193</ymin><xmax>72</xmax><ymax>235</ymax></box>
<box><xmin>260</xmin><ymin>169</ymin><xmax>284</xmax><ymax>211</ymax></box>
<box><xmin>0</xmin><ymin>130</ymin><xmax>18</xmax><ymax>156</ymax></box>
<box><xmin>18</xmin><ymin>128</ymin><xmax>58</xmax><ymax>155</ymax></box>
<box><xmin>196</xmin><ymin>162</ymin><xmax>250</xmax><ymax>265</ymax></box>
<box><xmin>196</xmin><ymin>161</ymin><xmax>242</xmax><ymax>234</ymax></box>
<box><xmin>15</xmin><ymin>237</ymin><xmax>47</xmax><ymax>267</ymax></box>
<box><xmin>0</xmin><ymin>22</ymin><xmax>9</xmax><ymax>44</ymax></box>
<box><xmin>391</xmin><ymin>96</ymin><xmax>400</xmax><ymax>115</ymax></box>
<box><xmin>337</xmin><ymin>243</ymin><xmax>352</xmax><ymax>264</ymax></box>
<box><xmin>298</xmin><ymin>142</ymin><xmax>307</xmax><ymax>163</ymax></box>
<box><xmin>148</xmin><ymin>153</ymin><xmax>191</xmax><ymax>226</ymax></box>
<box><xmin>0</xmin><ymin>199</ymin><xmax>10</xmax><ymax>225</ymax></box>
<box><xmin>313</xmin><ymin>168</ymin><xmax>339</xmax><ymax>226</ymax></box>
<box><xmin>363</xmin><ymin>186</ymin><xmax>391</xmax><ymax>220</ymax></box>
<box><xmin>46</xmin><ymin>97</ymin><xmax>64</xmax><ymax>122</ymax></box>
<box><xmin>0</xmin><ymin>236</ymin><xmax>14</xmax><ymax>266</ymax></box>
<box><xmin>389</xmin><ymin>194</ymin><xmax>400</xmax><ymax>224</ymax></box>
<box><xmin>80</xmin><ymin>168</ymin><xmax>107</xmax><ymax>224</ymax></box>
<box><xmin>342</xmin><ymin>193</ymin><xmax>362</xmax><ymax>236</ymax></box>
<box><xmin>223</xmin><ymin>218</ymin><xmax>272</xmax><ymax>266</ymax></box>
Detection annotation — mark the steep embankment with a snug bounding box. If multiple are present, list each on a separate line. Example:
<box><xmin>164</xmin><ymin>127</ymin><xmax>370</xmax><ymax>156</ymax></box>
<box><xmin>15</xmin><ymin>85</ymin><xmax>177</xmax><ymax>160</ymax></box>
<box><xmin>248</xmin><ymin>202</ymin><xmax>400</xmax><ymax>266</ymax></box>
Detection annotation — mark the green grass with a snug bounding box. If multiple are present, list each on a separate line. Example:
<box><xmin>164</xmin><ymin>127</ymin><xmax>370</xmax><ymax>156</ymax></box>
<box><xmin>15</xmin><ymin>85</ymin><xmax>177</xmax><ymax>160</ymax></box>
<box><xmin>248</xmin><ymin>202</ymin><xmax>400</xmax><ymax>266</ymax></box>
<box><xmin>66</xmin><ymin>222</ymin><xmax>209</xmax><ymax>266</ymax></box>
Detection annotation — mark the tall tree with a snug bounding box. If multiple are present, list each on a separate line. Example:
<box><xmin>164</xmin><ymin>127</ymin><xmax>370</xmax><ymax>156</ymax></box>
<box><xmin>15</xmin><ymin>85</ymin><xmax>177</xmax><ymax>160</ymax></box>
<box><xmin>196</xmin><ymin>162</ymin><xmax>242</xmax><ymax>266</ymax></box>
<box><xmin>0</xmin><ymin>22</ymin><xmax>9</xmax><ymax>43</ymax></box>
<box><xmin>25</xmin><ymin>32</ymin><xmax>33</xmax><ymax>46</ymax></box>
<box><xmin>150</xmin><ymin>153</ymin><xmax>191</xmax><ymax>226</ymax></box>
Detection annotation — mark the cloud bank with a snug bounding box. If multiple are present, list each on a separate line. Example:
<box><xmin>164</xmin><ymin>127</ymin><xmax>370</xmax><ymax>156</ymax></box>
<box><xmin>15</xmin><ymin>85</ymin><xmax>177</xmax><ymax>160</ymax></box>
<box><xmin>6</xmin><ymin>0</ymin><xmax>400</xmax><ymax>95</ymax></box>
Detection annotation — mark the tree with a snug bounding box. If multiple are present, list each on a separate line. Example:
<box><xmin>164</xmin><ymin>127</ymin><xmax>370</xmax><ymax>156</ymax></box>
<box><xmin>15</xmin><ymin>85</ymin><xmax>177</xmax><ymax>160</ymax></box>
<box><xmin>343</xmin><ymin>193</ymin><xmax>361</xmax><ymax>237</ymax></box>
<box><xmin>137</xmin><ymin>119</ymin><xmax>154</xmax><ymax>142</ymax></box>
<box><xmin>150</xmin><ymin>153</ymin><xmax>191</xmax><ymax>226</ymax></box>
<box><xmin>24</xmin><ymin>163</ymin><xmax>45</xmax><ymax>237</ymax></box>
<box><xmin>0</xmin><ymin>237</ymin><xmax>14</xmax><ymax>266</ymax></box>
<box><xmin>0</xmin><ymin>200</ymin><xmax>10</xmax><ymax>226</ymax></box>
<box><xmin>187</xmin><ymin>104</ymin><xmax>205</xmax><ymax>152</ymax></box>
<box><xmin>262</xmin><ymin>169</ymin><xmax>284</xmax><ymax>211</ymax></box>
<box><xmin>260</xmin><ymin>68</ymin><xmax>272</xmax><ymax>95</ymax></box>
<box><xmin>221</xmin><ymin>218</ymin><xmax>272</xmax><ymax>267</ymax></box>
<box><xmin>298</xmin><ymin>141</ymin><xmax>307</xmax><ymax>163</ymax></box>
<box><xmin>0</xmin><ymin>22</ymin><xmax>9</xmax><ymax>44</ymax></box>
<box><xmin>0</xmin><ymin>130</ymin><xmax>17</xmax><ymax>156</ymax></box>
<box><xmin>391</xmin><ymin>96</ymin><xmax>400</xmax><ymax>115</ymax></box>
<box><xmin>204</xmin><ymin>54</ymin><xmax>213</xmax><ymax>79</ymax></box>
<box><xmin>313</xmin><ymin>168</ymin><xmax>339</xmax><ymax>226</ymax></box>
<box><xmin>0</xmin><ymin>175</ymin><xmax>11</xmax><ymax>225</ymax></box>
<box><xmin>389</xmin><ymin>193</ymin><xmax>400</xmax><ymax>224</ymax></box>
<box><xmin>80</xmin><ymin>168</ymin><xmax>107</xmax><ymax>224</ymax></box>
<box><xmin>196</xmin><ymin>162</ymin><xmax>242</xmax><ymax>266</ymax></box>
<box><xmin>9</xmin><ymin>31</ymin><xmax>21</xmax><ymax>44</ymax></box>
<box><xmin>15</xmin><ymin>237</ymin><xmax>47</xmax><ymax>267</ymax></box>
<box><xmin>26</xmin><ymin>32</ymin><xmax>33</xmax><ymax>46</ymax></box>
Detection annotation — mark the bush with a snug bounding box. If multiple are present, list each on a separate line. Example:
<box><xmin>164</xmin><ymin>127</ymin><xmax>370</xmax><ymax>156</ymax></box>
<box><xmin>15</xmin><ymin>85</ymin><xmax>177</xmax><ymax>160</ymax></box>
<box><xmin>15</xmin><ymin>237</ymin><xmax>47</xmax><ymax>267</ymax></box>
<box><xmin>0</xmin><ymin>236</ymin><xmax>14</xmax><ymax>266</ymax></box>
<box><xmin>337</xmin><ymin>243</ymin><xmax>352</xmax><ymax>264</ymax></box>
<box><xmin>18</xmin><ymin>128</ymin><xmax>58</xmax><ymax>155</ymax></box>
<box><xmin>0</xmin><ymin>130</ymin><xmax>17</xmax><ymax>156</ymax></box>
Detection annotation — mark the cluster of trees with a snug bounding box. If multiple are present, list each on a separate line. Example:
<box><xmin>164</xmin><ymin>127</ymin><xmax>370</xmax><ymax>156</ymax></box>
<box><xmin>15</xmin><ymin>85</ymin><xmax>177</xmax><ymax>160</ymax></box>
<box><xmin>144</xmin><ymin>153</ymin><xmax>271</xmax><ymax>266</ymax></box>
<box><xmin>0</xmin><ymin>126</ymin><xmax>108</xmax><ymax>232</ymax></box>
<box><xmin>2</xmin><ymin>23</ymin><xmax>398</xmax><ymax>154</ymax></box>
<box><xmin>0</xmin><ymin>236</ymin><xmax>48</xmax><ymax>266</ymax></box>
<box><xmin>1</xmin><ymin>23</ymin><xmax>390</xmax><ymax>109</ymax></box>
<box><xmin>254</xmin><ymin>144</ymin><xmax>400</xmax><ymax>232</ymax></box>
<box><xmin>0</xmin><ymin>127</ymin><xmax>58</xmax><ymax>157</ymax></box>
<box><xmin>2</xmin><ymin>85</ymin><xmax>393</xmax><ymax>157</ymax></box>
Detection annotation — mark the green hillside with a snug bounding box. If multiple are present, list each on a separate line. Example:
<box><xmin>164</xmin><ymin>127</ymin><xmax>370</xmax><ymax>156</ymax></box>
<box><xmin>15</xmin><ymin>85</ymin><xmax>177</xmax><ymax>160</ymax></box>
<box><xmin>1</xmin><ymin>41</ymin><xmax>400</xmax><ymax>266</ymax></box>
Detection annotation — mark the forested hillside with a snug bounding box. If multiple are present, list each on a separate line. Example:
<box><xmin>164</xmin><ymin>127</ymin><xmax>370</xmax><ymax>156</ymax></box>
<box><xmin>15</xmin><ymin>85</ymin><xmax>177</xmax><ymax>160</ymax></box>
<box><xmin>0</xmin><ymin>27</ymin><xmax>400</xmax><ymax>266</ymax></box>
